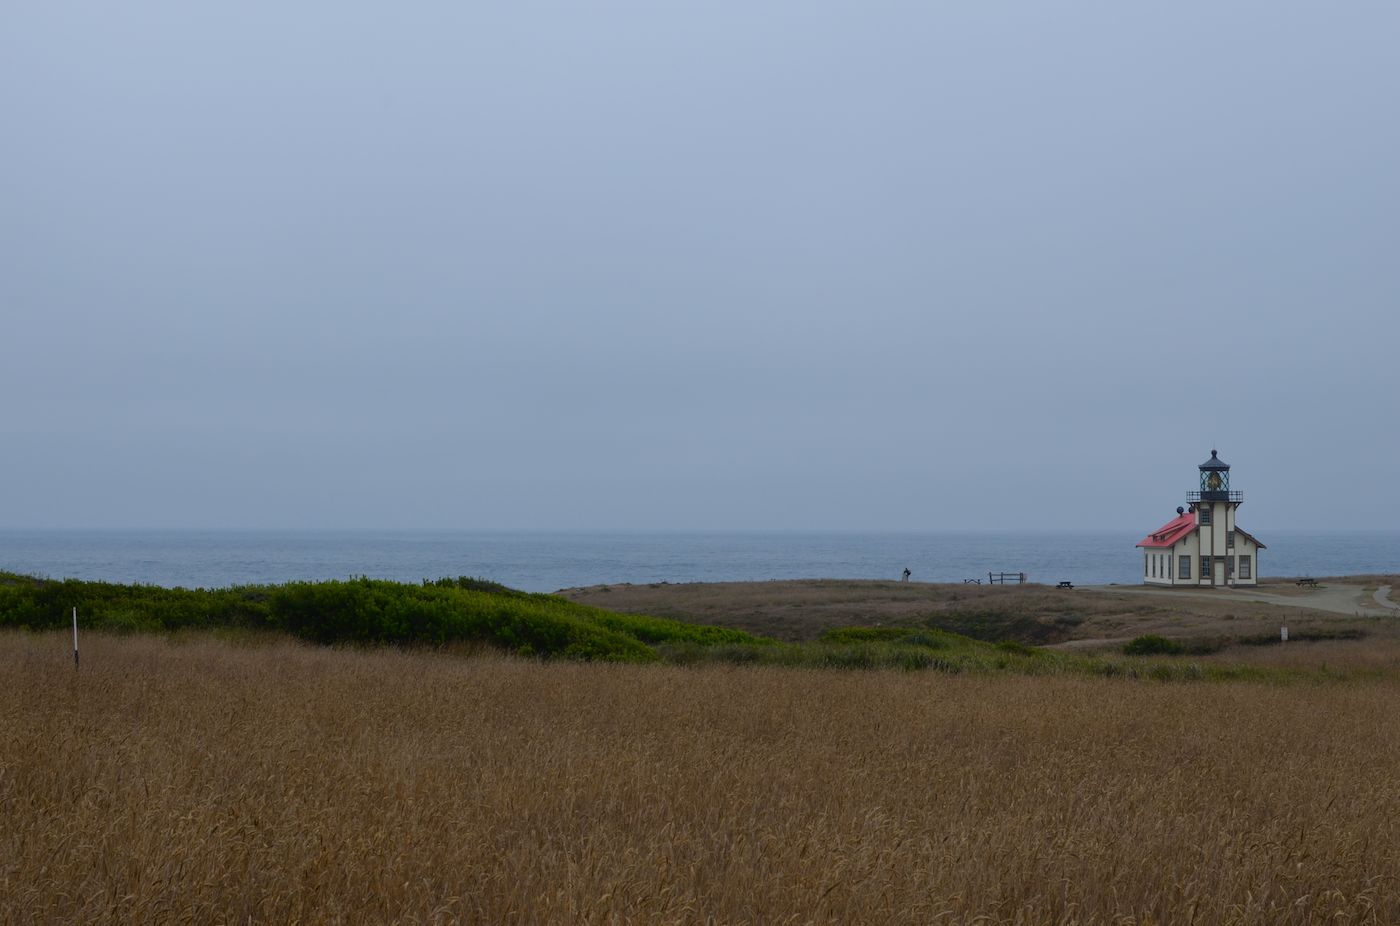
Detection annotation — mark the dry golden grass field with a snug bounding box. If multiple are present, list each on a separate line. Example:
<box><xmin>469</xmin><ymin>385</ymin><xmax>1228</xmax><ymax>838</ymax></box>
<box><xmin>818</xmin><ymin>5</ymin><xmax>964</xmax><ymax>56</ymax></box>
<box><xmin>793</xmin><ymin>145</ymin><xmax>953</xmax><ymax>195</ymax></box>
<box><xmin>6</xmin><ymin>630</ymin><xmax>1400</xmax><ymax>925</ymax></box>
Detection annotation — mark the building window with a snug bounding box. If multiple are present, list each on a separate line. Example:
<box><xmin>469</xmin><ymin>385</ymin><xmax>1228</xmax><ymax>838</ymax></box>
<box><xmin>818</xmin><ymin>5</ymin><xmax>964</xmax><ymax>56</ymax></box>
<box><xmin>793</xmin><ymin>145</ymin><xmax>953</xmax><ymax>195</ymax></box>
<box><xmin>1145</xmin><ymin>553</ymin><xmax>1149</xmax><ymax>576</ymax></box>
<box><xmin>1202</xmin><ymin>556</ymin><xmax>1211</xmax><ymax>579</ymax></box>
<box><xmin>1199</xmin><ymin>507</ymin><xmax>1211</xmax><ymax>525</ymax></box>
<box><xmin>1179</xmin><ymin>556</ymin><xmax>1191</xmax><ymax>579</ymax></box>
<box><xmin>1240</xmin><ymin>555</ymin><xmax>1252</xmax><ymax>579</ymax></box>
<box><xmin>1227</xmin><ymin>531</ymin><xmax>1235</xmax><ymax>548</ymax></box>
<box><xmin>1228</xmin><ymin>556</ymin><xmax>1235</xmax><ymax>577</ymax></box>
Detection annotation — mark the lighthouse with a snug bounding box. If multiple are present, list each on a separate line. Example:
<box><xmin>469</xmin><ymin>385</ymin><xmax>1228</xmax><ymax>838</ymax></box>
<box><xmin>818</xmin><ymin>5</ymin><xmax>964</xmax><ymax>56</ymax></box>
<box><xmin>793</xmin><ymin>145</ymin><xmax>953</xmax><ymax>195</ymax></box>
<box><xmin>1135</xmin><ymin>451</ymin><xmax>1265</xmax><ymax>587</ymax></box>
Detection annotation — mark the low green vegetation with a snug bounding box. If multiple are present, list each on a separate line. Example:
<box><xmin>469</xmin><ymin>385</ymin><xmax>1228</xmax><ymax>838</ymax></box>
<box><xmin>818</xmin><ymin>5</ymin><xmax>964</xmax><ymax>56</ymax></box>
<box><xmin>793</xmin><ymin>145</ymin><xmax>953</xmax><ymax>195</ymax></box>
<box><xmin>923</xmin><ymin>606</ymin><xmax>1086</xmax><ymax>645</ymax></box>
<box><xmin>664</xmin><ymin>628</ymin><xmax>1310</xmax><ymax>683</ymax></box>
<box><xmin>0</xmin><ymin>571</ymin><xmax>1371</xmax><ymax>682</ymax></box>
<box><xmin>0</xmin><ymin>572</ymin><xmax>766</xmax><ymax>662</ymax></box>
<box><xmin>1124</xmin><ymin>634</ymin><xmax>1186</xmax><ymax>656</ymax></box>
<box><xmin>817</xmin><ymin>626</ymin><xmax>917</xmax><ymax>644</ymax></box>
<box><xmin>1128</xmin><ymin>627</ymin><xmax>1370</xmax><ymax>657</ymax></box>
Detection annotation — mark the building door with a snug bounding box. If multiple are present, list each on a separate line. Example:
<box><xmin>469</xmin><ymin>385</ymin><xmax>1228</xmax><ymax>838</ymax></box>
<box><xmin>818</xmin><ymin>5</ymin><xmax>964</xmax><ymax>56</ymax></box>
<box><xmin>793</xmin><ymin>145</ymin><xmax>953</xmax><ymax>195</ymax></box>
<box><xmin>1214</xmin><ymin>557</ymin><xmax>1225</xmax><ymax>585</ymax></box>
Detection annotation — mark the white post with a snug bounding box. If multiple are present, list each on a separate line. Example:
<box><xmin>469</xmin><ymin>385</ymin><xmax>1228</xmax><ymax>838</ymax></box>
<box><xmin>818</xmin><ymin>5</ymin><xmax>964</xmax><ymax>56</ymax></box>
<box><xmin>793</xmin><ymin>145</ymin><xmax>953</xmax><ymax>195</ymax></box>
<box><xmin>73</xmin><ymin>607</ymin><xmax>79</xmax><ymax>670</ymax></box>
<box><xmin>1281</xmin><ymin>626</ymin><xmax>1288</xmax><ymax>643</ymax></box>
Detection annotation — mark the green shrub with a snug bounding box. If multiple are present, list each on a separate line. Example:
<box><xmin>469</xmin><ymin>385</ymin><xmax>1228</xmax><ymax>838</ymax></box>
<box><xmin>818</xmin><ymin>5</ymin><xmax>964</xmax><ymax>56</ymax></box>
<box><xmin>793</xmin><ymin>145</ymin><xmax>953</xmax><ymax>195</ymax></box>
<box><xmin>1123</xmin><ymin>635</ymin><xmax>1186</xmax><ymax>656</ymax></box>
<box><xmin>586</xmin><ymin>609</ymin><xmax>771</xmax><ymax>647</ymax></box>
<box><xmin>265</xmin><ymin>578</ymin><xmax>663</xmax><ymax>660</ymax></box>
<box><xmin>818</xmin><ymin>627</ymin><xmax>913</xmax><ymax>644</ymax></box>
<box><xmin>0</xmin><ymin>571</ymin><xmax>770</xmax><ymax>663</ymax></box>
<box><xmin>434</xmin><ymin>576</ymin><xmax>529</xmax><ymax>597</ymax></box>
<box><xmin>895</xmin><ymin>631</ymin><xmax>951</xmax><ymax>650</ymax></box>
<box><xmin>897</xmin><ymin>650</ymin><xmax>962</xmax><ymax>672</ymax></box>
<box><xmin>96</xmin><ymin>609</ymin><xmax>164</xmax><ymax>635</ymax></box>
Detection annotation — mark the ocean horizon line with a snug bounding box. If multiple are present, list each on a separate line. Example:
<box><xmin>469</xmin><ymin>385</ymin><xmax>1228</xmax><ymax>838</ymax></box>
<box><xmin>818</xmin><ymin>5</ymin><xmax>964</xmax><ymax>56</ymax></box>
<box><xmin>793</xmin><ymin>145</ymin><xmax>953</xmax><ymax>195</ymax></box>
<box><xmin>2</xmin><ymin>527</ymin><xmax>1394</xmax><ymax>536</ymax></box>
<box><xmin>2</xmin><ymin>529</ymin><xmax>1395</xmax><ymax>595</ymax></box>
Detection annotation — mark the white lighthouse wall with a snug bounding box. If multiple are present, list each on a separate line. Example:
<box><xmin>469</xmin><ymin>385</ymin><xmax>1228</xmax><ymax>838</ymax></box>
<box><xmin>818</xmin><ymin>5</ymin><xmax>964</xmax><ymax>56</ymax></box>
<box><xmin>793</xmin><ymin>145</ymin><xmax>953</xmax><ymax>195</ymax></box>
<box><xmin>1144</xmin><ymin>549</ymin><xmax>1173</xmax><ymax>585</ymax></box>
<box><xmin>1142</xmin><ymin>532</ymin><xmax>1195</xmax><ymax>587</ymax></box>
<box><xmin>1178</xmin><ymin>532</ymin><xmax>1200</xmax><ymax>584</ymax></box>
<box><xmin>1234</xmin><ymin>534</ymin><xmax>1259</xmax><ymax>584</ymax></box>
<box><xmin>1193</xmin><ymin>503</ymin><xmax>1258</xmax><ymax>587</ymax></box>
<box><xmin>1139</xmin><ymin>514</ymin><xmax>1258</xmax><ymax>588</ymax></box>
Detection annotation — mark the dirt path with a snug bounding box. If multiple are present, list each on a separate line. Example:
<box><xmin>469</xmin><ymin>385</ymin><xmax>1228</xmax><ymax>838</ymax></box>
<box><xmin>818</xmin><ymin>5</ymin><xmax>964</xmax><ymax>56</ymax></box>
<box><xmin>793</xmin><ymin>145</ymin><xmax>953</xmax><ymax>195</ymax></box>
<box><xmin>1082</xmin><ymin>583</ymin><xmax>1389</xmax><ymax>617</ymax></box>
<box><xmin>1376</xmin><ymin>586</ymin><xmax>1400</xmax><ymax>611</ymax></box>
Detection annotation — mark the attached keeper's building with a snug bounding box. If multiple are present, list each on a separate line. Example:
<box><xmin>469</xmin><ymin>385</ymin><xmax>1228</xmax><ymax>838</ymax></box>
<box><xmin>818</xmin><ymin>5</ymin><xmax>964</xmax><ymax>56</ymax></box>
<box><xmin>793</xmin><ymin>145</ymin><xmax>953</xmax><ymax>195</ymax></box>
<box><xmin>1136</xmin><ymin>451</ymin><xmax>1264</xmax><ymax>587</ymax></box>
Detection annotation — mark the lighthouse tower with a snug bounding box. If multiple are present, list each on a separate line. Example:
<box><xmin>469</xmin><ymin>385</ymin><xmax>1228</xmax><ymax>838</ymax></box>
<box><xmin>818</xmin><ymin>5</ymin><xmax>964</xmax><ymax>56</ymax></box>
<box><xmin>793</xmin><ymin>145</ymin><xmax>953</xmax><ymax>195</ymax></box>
<box><xmin>1136</xmin><ymin>450</ymin><xmax>1265</xmax><ymax>587</ymax></box>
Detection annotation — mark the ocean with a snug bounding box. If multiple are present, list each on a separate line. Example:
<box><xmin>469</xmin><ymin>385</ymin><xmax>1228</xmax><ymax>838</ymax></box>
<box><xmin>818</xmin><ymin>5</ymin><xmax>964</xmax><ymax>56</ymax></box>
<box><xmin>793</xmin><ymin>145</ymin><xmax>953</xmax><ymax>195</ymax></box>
<box><xmin>1</xmin><ymin>530</ymin><xmax>1397</xmax><ymax>593</ymax></box>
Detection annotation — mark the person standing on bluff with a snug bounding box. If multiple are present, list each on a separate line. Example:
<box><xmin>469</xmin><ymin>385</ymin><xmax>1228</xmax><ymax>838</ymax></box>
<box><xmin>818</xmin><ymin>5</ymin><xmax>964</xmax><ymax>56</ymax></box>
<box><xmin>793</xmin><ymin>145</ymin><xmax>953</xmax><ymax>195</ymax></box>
<box><xmin>902</xmin><ymin>568</ymin><xmax>911</xmax><ymax>582</ymax></box>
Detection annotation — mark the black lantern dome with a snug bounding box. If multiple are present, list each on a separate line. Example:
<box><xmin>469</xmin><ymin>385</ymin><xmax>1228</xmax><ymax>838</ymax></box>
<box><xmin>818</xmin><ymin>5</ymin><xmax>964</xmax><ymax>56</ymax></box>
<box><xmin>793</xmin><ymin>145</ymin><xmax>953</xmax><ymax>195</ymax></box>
<box><xmin>1199</xmin><ymin>449</ymin><xmax>1229</xmax><ymax>471</ymax></box>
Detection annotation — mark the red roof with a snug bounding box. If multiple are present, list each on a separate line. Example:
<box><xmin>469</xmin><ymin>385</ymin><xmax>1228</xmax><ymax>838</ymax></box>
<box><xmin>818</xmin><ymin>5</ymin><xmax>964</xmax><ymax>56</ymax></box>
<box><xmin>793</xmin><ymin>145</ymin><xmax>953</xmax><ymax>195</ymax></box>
<box><xmin>1136</xmin><ymin>512</ymin><xmax>1197</xmax><ymax>548</ymax></box>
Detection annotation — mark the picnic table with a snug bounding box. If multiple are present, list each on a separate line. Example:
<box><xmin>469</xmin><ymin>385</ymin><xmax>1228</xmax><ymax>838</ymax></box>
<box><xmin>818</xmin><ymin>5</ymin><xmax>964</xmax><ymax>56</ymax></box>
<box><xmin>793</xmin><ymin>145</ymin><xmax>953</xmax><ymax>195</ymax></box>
<box><xmin>1057</xmin><ymin>581</ymin><xmax>1074</xmax><ymax>589</ymax></box>
<box><xmin>1296</xmin><ymin>578</ymin><xmax>1319</xmax><ymax>587</ymax></box>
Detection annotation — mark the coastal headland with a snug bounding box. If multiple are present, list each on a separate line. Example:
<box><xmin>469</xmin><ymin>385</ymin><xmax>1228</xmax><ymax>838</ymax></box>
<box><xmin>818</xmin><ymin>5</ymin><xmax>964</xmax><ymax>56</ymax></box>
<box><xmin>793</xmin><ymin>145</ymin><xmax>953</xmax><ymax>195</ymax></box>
<box><xmin>559</xmin><ymin>575</ymin><xmax>1400</xmax><ymax>657</ymax></box>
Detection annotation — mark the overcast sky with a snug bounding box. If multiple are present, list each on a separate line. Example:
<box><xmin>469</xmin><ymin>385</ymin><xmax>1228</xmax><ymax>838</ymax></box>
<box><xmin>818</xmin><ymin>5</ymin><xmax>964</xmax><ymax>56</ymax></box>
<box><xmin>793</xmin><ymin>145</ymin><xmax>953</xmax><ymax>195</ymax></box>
<box><xmin>2</xmin><ymin>1</ymin><xmax>1396</xmax><ymax>533</ymax></box>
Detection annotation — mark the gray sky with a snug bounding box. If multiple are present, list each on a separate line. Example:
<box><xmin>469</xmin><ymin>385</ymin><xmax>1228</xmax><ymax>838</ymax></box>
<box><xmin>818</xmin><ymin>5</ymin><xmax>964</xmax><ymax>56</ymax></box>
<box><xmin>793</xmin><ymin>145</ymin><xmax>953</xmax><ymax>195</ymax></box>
<box><xmin>3</xmin><ymin>1</ymin><xmax>1397</xmax><ymax>532</ymax></box>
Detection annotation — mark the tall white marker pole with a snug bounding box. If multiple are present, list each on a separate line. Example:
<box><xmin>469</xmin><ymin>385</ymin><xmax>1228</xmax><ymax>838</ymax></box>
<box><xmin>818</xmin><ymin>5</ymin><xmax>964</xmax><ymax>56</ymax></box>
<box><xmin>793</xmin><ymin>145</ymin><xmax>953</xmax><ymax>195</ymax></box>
<box><xmin>73</xmin><ymin>607</ymin><xmax>79</xmax><ymax>670</ymax></box>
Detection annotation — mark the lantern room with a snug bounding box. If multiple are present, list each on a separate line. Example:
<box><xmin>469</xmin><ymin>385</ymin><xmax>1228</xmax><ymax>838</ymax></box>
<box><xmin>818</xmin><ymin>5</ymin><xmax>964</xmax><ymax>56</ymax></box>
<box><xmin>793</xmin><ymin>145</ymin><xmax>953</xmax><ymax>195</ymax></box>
<box><xmin>1191</xmin><ymin>450</ymin><xmax>1240</xmax><ymax>503</ymax></box>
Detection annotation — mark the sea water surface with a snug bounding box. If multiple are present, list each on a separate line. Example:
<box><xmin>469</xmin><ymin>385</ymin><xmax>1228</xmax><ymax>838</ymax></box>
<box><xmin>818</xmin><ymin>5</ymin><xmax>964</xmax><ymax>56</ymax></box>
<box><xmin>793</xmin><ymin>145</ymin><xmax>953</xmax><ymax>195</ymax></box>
<box><xmin>1</xmin><ymin>531</ymin><xmax>1397</xmax><ymax>593</ymax></box>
